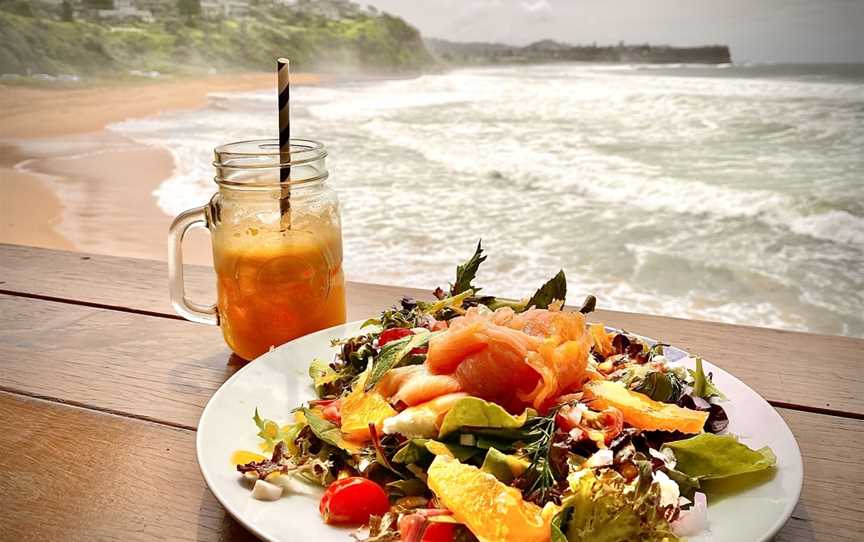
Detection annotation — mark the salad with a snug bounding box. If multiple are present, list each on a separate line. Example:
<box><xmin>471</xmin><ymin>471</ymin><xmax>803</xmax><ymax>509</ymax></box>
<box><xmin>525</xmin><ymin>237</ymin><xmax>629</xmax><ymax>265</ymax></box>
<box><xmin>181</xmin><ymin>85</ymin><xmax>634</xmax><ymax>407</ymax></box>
<box><xmin>234</xmin><ymin>243</ymin><xmax>777</xmax><ymax>542</ymax></box>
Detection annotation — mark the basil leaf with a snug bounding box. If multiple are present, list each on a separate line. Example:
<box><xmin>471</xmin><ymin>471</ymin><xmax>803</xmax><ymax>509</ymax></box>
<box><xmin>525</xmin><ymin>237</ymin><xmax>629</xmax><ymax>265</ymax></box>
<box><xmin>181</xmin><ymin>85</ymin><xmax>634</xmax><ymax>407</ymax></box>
<box><xmin>364</xmin><ymin>331</ymin><xmax>438</xmax><ymax>391</ymax></box>
<box><xmin>525</xmin><ymin>269</ymin><xmax>567</xmax><ymax>309</ymax></box>
<box><xmin>451</xmin><ymin>240</ymin><xmax>486</xmax><ymax>295</ymax></box>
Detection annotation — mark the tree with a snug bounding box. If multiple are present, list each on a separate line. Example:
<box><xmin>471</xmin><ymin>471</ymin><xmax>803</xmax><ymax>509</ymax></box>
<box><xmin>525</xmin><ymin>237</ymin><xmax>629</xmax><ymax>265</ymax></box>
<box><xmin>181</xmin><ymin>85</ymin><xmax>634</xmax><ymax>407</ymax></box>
<box><xmin>61</xmin><ymin>0</ymin><xmax>74</xmax><ymax>21</ymax></box>
<box><xmin>84</xmin><ymin>0</ymin><xmax>114</xmax><ymax>8</ymax></box>
<box><xmin>177</xmin><ymin>0</ymin><xmax>201</xmax><ymax>17</ymax></box>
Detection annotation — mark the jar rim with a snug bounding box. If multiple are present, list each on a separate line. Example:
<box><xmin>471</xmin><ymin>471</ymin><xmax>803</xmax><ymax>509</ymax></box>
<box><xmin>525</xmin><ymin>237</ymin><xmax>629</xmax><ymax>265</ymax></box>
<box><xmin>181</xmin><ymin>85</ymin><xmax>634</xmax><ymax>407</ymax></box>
<box><xmin>213</xmin><ymin>138</ymin><xmax>327</xmax><ymax>169</ymax></box>
<box><xmin>213</xmin><ymin>138</ymin><xmax>329</xmax><ymax>188</ymax></box>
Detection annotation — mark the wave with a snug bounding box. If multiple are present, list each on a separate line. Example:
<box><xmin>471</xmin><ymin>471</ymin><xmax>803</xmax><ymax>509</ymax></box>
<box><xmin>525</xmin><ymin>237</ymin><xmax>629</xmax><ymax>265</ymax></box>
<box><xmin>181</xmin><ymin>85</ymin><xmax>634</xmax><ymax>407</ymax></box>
<box><xmin>105</xmin><ymin>63</ymin><xmax>864</xmax><ymax>338</ymax></box>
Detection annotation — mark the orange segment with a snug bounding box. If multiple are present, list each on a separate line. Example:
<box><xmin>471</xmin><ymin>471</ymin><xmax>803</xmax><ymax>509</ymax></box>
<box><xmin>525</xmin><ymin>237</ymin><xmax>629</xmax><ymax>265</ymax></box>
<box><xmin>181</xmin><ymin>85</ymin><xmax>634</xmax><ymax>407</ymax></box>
<box><xmin>340</xmin><ymin>385</ymin><xmax>397</xmax><ymax>442</ymax></box>
<box><xmin>583</xmin><ymin>380</ymin><xmax>708</xmax><ymax>434</ymax></box>
<box><xmin>589</xmin><ymin>324</ymin><xmax>616</xmax><ymax>357</ymax></box>
<box><xmin>427</xmin><ymin>455</ymin><xmax>556</xmax><ymax>542</ymax></box>
<box><xmin>231</xmin><ymin>450</ymin><xmax>265</xmax><ymax>466</ymax></box>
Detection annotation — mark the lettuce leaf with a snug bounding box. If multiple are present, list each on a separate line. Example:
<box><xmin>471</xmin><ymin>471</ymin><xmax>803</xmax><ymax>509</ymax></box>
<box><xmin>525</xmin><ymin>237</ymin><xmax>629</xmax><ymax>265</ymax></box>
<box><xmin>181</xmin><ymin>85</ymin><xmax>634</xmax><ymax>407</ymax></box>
<box><xmin>480</xmin><ymin>447</ymin><xmax>528</xmax><ymax>484</ymax></box>
<box><xmin>392</xmin><ymin>439</ymin><xmax>479</xmax><ymax>464</ymax></box>
<box><xmin>558</xmin><ymin>469</ymin><xmax>679</xmax><ymax>542</ymax></box>
<box><xmin>252</xmin><ymin>408</ymin><xmax>303</xmax><ymax>453</ymax></box>
<box><xmin>662</xmin><ymin>433</ymin><xmax>776</xmax><ymax>480</ymax></box>
<box><xmin>689</xmin><ymin>357</ymin><xmax>726</xmax><ymax>400</ymax></box>
<box><xmin>437</xmin><ymin>397</ymin><xmax>531</xmax><ymax>438</ymax></box>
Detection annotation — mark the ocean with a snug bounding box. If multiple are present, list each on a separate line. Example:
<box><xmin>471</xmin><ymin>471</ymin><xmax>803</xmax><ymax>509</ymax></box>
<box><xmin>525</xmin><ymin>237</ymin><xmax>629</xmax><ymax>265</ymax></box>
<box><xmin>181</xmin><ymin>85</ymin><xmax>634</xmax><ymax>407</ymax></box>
<box><xmin>109</xmin><ymin>63</ymin><xmax>864</xmax><ymax>338</ymax></box>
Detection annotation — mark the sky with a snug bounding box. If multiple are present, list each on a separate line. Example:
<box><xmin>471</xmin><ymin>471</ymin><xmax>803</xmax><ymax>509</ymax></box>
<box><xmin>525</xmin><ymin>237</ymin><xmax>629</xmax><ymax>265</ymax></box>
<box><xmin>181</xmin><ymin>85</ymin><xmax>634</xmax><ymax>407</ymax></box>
<box><xmin>363</xmin><ymin>0</ymin><xmax>864</xmax><ymax>63</ymax></box>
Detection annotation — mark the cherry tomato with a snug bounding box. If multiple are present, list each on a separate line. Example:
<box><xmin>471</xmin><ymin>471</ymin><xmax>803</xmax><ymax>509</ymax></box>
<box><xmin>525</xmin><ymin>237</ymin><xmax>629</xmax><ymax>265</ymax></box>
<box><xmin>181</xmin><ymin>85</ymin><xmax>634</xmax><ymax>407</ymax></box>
<box><xmin>419</xmin><ymin>522</ymin><xmax>455</xmax><ymax>542</ymax></box>
<box><xmin>379</xmin><ymin>328</ymin><xmax>414</xmax><ymax>347</ymax></box>
<box><xmin>398</xmin><ymin>514</ymin><xmax>455</xmax><ymax>542</ymax></box>
<box><xmin>319</xmin><ymin>477</ymin><xmax>390</xmax><ymax>524</ymax></box>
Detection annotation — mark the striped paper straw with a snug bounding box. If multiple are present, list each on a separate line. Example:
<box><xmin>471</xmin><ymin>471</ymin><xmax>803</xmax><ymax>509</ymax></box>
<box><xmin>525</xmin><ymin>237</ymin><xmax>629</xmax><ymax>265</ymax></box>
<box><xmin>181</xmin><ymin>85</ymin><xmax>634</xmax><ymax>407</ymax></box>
<box><xmin>277</xmin><ymin>57</ymin><xmax>291</xmax><ymax>230</ymax></box>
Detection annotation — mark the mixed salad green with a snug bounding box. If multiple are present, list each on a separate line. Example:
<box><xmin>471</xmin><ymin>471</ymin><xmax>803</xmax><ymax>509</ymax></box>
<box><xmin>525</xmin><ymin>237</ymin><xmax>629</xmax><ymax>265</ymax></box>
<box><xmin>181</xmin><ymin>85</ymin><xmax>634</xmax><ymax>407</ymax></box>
<box><xmin>234</xmin><ymin>242</ymin><xmax>777</xmax><ymax>542</ymax></box>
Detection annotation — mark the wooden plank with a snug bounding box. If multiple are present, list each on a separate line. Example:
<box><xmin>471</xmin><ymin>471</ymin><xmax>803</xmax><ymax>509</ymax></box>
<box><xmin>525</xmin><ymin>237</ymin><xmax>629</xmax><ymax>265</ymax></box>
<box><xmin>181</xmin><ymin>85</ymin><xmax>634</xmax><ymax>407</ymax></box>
<box><xmin>0</xmin><ymin>242</ymin><xmax>429</xmax><ymax>321</ymax></box>
<box><xmin>0</xmin><ymin>391</ymin><xmax>257</xmax><ymax>542</ymax></box>
<box><xmin>0</xmin><ymin>391</ymin><xmax>859</xmax><ymax>542</ymax></box>
<box><xmin>2</xmin><ymin>244</ymin><xmax>862</xmax><ymax>417</ymax></box>
<box><xmin>0</xmin><ymin>294</ymin><xmax>233</xmax><ymax>430</ymax></box>
<box><xmin>775</xmin><ymin>408</ymin><xmax>864</xmax><ymax>542</ymax></box>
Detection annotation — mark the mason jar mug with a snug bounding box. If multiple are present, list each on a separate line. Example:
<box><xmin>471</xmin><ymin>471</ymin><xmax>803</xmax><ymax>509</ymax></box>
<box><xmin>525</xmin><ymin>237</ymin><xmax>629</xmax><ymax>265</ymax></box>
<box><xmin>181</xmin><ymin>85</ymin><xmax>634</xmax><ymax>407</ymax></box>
<box><xmin>168</xmin><ymin>139</ymin><xmax>346</xmax><ymax>361</ymax></box>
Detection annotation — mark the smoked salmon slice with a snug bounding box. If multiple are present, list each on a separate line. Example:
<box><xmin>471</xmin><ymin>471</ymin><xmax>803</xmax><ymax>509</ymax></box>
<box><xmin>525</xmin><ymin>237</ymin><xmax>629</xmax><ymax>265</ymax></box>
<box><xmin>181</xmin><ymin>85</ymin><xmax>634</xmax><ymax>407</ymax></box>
<box><xmin>377</xmin><ymin>365</ymin><xmax>463</xmax><ymax>406</ymax></box>
<box><xmin>399</xmin><ymin>307</ymin><xmax>592</xmax><ymax>410</ymax></box>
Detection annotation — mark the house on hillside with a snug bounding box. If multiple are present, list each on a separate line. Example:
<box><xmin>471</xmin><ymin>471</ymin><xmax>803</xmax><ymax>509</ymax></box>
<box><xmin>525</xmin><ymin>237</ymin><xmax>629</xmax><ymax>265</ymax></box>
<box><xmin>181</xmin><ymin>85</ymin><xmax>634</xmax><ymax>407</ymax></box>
<box><xmin>200</xmin><ymin>0</ymin><xmax>250</xmax><ymax>18</ymax></box>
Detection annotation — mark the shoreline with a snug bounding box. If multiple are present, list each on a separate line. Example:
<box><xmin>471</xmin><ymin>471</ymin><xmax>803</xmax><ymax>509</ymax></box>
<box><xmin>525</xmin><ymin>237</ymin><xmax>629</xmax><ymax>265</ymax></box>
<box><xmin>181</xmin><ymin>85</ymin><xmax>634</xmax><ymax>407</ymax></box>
<box><xmin>0</xmin><ymin>72</ymin><xmax>322</xmax><ymax>264</ymax></box>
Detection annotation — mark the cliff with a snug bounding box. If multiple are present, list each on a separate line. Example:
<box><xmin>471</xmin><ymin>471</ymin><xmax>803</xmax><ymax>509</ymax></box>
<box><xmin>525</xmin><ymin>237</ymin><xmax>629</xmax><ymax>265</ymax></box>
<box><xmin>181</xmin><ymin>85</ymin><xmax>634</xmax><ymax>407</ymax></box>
<box><xmin>0</xmin><ymin>1</ymin><xmax>436</xmax><ymax>77</ymax></box>
<box><xmin>427</xmin><ymin>38</ymin><xmax>732</xmax><ymax>65</ymax></box>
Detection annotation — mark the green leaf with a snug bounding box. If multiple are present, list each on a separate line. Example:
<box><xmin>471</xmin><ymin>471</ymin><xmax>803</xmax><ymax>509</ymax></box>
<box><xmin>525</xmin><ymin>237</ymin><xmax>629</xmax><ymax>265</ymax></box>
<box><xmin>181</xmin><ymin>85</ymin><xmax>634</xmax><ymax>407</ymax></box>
<box><xmin>690</xmin><ymin>357</ymin><xmax>726</xmax><ymax>399</ymax></box>
<box><xmin>438</xmin><ymin>397</ymin><xmax>530</xmax><ymax>438</ymax></box>
<box><xmin>632</xmin><ymin>371</ymin><xmax>683</xmax><ymax>403</ymax></box>
<box><xmin>421</xmin><ymin>289</ymin><xmax>474</xmax><ymax>316</ymax></box>
<box><xmin>425</xmin><ymin>440</ymin><xmax>480</xmax><ymax>461</ymax></box>
<box><xmin>393</xmin><ymin>439</ymin><xmax>433</xmax><ymax>464</ymax></box>
<box><xmin>393</xmin><ymin>438</ymin><xmax>479</xmax><ymax>464</ymax></box>
<box><xmin>308</xmin><ymin>359</ymin><xmax>344</xmax><ymax>397</ymax></box>
<box><xmin>451</xmin><ymin>241</ymin><xmax>486</xmax><ymax>295</ymax></box>
<box><xmin>364</xmin><ymin>331</ymin><xmax>439</xmax><ymax>392</ymax></box>
<box><xmin>480</xmin><ymin>448</ymin><xmax>528</xmax><ymax>484</ymax></box>
<box><xmin>360</xmin><ymin>317</ymin><xmax>381</xmax><ymax>328</ymax></box>
<box><xmin>252</xmin><ymin>408</ymin><xmax>303</xmax><ymax>453</ymax></box>
<box><xmin>578</xmin><ymin>295</ymin><xmax>597</xmax><ymax>314</ymax></box>
<box><xmin>662</xmin><ymin>433</ymin><xmax>776</xmax><ymax>481</ymax></box>
<box><xmin>559</xmin><ymin>470</ymin><xmax>679</xmax><ymax>542</ymax></box>
<box><xmin>525</xmin><ymin>269</ymin><xmax>567</xmax><ymax>309</ymax></box>
<box><xmin>301</xmin><ymin>408</ymin><xmax>360</xmax><ymax>453</ymax></box>
<box><xmin>551</xmin><ymin>508</ymin><xmax>571</xmax><ymax>542</ymax></box>
<box><xmin>386</xmin><ymin>478</ymin><xmax>428</xmax><ymax>497</ymax></box>
<box><xmin>662</xmin><ymin>467</ymin><xmax>701</xmax><ymax>499</ymax></box>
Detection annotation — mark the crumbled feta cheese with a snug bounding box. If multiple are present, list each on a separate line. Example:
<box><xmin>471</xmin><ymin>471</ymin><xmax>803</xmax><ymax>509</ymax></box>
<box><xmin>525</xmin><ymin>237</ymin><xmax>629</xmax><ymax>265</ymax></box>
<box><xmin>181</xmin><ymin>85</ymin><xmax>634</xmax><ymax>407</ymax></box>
<box><xmin>459</xmin><ymin>434</ymin><xmax>477</xmax><ymax>447</ymax></box>
<box><xmin>382</xmin><ymin>407</ymin><xmax>438</xmax><ymax>439</ymax></box>
<box><xmin>251</xmin><ymin>479</ymin><xmax>283</xmax><ymax>501</ymax></box>
<box><xmin>585</xmin><ymin>448</ymin><xmax>614</xmax><ymax>468</ymax></box>
<box><xmin>653</xmin><ymin>470</ymin><xmax>681</xmax><ymax>508</ymax></box>
<box><xmin>649</xmin><ymin>447</ymin><xmax>677</xmax><ymax>469</ymax></box>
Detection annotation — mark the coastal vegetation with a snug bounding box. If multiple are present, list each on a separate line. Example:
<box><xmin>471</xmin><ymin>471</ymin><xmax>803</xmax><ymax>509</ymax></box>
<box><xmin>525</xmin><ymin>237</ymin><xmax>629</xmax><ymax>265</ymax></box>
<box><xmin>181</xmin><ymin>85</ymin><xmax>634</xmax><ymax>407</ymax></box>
<box><xmin>0</xmin><ymin>0</ymin><xmax>436</xmax><ymax>78</ymax></box>
<box><xmin>426</xmin><ymin>38</ymin><xmax>732</xmax><ymax>65</ymax></box>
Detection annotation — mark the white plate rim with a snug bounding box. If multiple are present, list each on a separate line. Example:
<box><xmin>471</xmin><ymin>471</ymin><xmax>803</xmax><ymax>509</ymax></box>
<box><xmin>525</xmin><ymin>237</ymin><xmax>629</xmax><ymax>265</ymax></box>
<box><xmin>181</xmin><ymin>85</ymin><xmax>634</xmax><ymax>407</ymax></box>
<box><xmin>197</xmin><ymin>320</ymin><xmax>803</xmax><ymax>542</ymax></box>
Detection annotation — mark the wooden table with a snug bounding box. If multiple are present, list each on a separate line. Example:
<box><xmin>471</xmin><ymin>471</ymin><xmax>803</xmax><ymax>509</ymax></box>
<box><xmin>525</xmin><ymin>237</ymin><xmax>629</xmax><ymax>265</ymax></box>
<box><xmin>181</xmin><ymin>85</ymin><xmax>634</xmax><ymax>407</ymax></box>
<box><xmin>0</xmin><ymin>243</ymin><xmax>861</xmax><ymax>541</ymax></box>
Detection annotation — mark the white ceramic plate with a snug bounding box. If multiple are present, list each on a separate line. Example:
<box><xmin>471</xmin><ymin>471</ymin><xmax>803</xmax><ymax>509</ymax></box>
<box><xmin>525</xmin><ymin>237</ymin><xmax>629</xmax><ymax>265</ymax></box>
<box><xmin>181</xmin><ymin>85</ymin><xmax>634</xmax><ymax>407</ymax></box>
<box><xmin>197</xmin><ymin>321</ymin><xmax>803</xmax><ymax>542</ymax></box>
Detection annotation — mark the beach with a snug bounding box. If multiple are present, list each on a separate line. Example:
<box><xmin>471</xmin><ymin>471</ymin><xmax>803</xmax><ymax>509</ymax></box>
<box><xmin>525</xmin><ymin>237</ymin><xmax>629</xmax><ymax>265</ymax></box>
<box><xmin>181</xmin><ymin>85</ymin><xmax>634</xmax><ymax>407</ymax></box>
<box><xmin>1</xmin><ymin>64</ymin><xmax>861</xmax><ymax>338</ymax></box>
<box><xmin>0</xmin><ymin>72</ymin><xmax>319</xmax><ymax>264</ymax></box>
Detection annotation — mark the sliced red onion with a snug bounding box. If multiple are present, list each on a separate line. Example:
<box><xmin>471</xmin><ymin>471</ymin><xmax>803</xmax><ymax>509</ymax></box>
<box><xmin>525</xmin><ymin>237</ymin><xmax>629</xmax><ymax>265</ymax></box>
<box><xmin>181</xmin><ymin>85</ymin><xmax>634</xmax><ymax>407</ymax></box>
<box><xmin>671</xmin><ymin>491</ymin><xmax>708</xmax><ymax>537</ymax></box>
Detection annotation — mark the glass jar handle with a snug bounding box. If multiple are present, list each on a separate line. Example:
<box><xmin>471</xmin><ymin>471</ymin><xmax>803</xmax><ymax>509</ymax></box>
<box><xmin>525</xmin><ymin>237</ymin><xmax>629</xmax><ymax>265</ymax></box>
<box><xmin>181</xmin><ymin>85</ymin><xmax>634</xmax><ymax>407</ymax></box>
<box><xmin>168</xmin><ymin>206</ymin><xmax>218</xmax><ymax>325</ymax></box>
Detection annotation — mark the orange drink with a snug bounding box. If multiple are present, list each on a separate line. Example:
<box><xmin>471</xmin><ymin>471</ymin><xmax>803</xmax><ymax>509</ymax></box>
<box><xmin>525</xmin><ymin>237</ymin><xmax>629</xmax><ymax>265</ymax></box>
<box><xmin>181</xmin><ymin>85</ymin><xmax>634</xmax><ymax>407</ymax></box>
<box><xmin>169</xmin><ymin>139</ymin><xmax>346</xmax><ymax>360</ymax></box>
<box><xmin>214</xmin><ymin>235</ymin><xmax>346</xmax><ymax>360</ymax></box>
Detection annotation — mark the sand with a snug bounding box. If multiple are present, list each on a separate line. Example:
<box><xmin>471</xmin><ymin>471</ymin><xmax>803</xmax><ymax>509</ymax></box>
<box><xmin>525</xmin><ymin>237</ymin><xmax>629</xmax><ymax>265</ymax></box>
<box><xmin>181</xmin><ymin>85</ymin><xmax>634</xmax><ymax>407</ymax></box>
<box><xmin>0</xmin><ymin>72</ymin><xmax>320</xmax><ymax>265</ymax></box>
